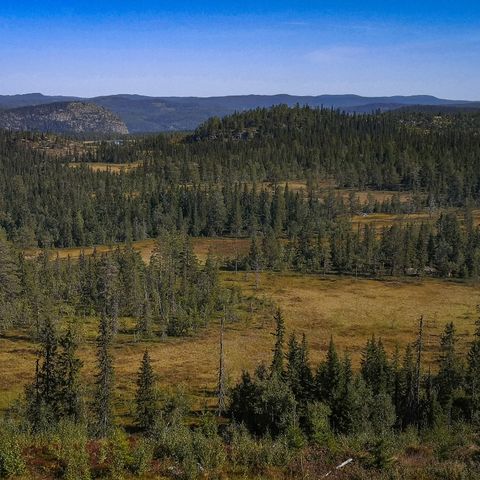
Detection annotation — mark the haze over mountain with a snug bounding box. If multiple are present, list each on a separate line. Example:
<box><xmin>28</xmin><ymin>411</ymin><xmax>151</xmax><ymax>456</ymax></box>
<box><xmin>0</xmin><ymin>93</ymin><xmax>477</xmax><ymax>133</ymax></box>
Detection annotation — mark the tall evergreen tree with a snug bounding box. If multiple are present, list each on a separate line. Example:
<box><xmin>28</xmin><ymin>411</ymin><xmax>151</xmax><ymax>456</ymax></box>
<box><xmin>316</xmin><ymin>337</ymin><xmax>342</xmax><ymax>407</ymax></box>
<box><xmin>94</xmin><ymin>313</ymin><xmax>115</xmax><ymax>437</ymax></box>
<box><xmin>26</xmin><ymin>318</ymin><xmax>61</xmax><ymax>431</ymax></box>
<box><xmin>135</xmin><ymin>349</ymin><xmax>157</xmax><ymax>431</ymax></box>
<box><xmin>57</xmin><ymin>327</ymin><xmax>83</xmax><ymax>421</ymax></box>
<box><xmin>436</xmin><ymin>322</ymin><xmax>464</xmax><ymax>411</ymax></box>
<box><xmin>270</xmin><ymin>309</ymin><xmax>286</xmax><ymax>377</ymax></box>
<box><xmin>217</xmin><ymin>314</ymin><xmax>227</xmax><ymax>416</ymax></box>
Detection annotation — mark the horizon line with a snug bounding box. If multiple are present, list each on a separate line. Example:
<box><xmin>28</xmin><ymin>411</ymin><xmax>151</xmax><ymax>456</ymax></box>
<box><xmin>0</xmin><ymin>92</ymin><xmax>478</xmax><ymax>102</ymax></box>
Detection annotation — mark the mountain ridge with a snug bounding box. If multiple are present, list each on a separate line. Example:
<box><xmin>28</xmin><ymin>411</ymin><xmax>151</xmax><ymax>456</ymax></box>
<box><xmin>0</xmin><ymin>93</ymin><xmax>478</xmax><ymax>133</ymax></box>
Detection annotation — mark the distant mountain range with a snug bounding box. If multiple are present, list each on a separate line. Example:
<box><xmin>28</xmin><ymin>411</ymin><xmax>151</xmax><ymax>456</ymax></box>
<box><xmin>0</xmin><ymin>93</ymin><xmax>478</xmax><ymax>133</ymax></box>
<box><xmin>0</xmin><ymin>102</ymin><xmax>128</xmax><ymax>135</ymax></box>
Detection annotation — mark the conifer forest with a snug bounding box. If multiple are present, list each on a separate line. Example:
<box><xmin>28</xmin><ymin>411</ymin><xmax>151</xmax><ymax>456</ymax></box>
<box><xmin>1</xmin><ymin>106</ymin><xmax>480</xmax><ymax>479</ymax></box>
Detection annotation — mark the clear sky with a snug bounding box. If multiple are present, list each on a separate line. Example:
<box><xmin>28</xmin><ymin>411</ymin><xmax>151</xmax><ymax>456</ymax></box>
<box><xmin>1</xmin><ymin>1</ymin><xmax>479</xmax><ymax>99</ymax></box>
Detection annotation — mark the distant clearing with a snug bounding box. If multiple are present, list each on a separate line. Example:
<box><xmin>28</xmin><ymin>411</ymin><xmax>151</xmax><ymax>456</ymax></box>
<box><xmin>68</xmin><ymin>161</ymin><xmax>143</xmax><ymax>173</ymax></box>
<box><xmin>261</xmin><ymin>180</ymin><xmax>414</xmax><ymax>204</ymax></box>
<box><xmin>352</xmin><ymin>208</ymin><xmax>480</xmax><ymax>228</ymax></box>
<box><xmin>25</xmin><ymin>237</ymin><xmax>250</xmax><ymax>263</ymax></box>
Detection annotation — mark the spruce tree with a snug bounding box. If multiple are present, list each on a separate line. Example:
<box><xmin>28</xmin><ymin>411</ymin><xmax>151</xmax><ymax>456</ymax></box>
<box><xmin>217</xmin><ymin>314</ymin><xmax>227</xmax><ymax>416</ymax></box>
<box><xmin>57</xmin><ymin>327</ymin><xmax>83</xmax><ymax>421</ymax></box>
<box><xmin>286</xmin><ymin>333</ymin><xmax>303</xmax><ymax>401</ymax></box>
<box><xmin>271</xmin><ymin>309</ymin><xmax>286</xmax><ymax>377</ymax></box>
<box><xmin>298</xmin><ymin>334</ymin><xmax>313</xmax><ymax>402</ymax></box>
<box><xmin>135</xmin><ymin>349</ymin><xmax>157</xmax><ymax>431</ymax></box>
<box><xmin>94</xmin><ymin>313</ymin><xmax>114</xmax><ymax>437</ymax></box>
<box><xmin>26</xmin><ymin>318</ymin><xmax>61</xmax><ymax>430</ymax></box>
<box><xmin>317</xmin><ymin>337</ymin><xmax>342</xmax><ymax>407</ymax></box>
<box><xmin>39</xmin><ymin>318</ymin><xmax>60</xmax><ymax>400</ymax></box>
<box><xmin>361</xmin><ymin>336</ymin><xmax>390</xmax><ymax>395</ymax></box>
<box><xmin>401</xmin><ymin>343</ymin><xmax>417</xmax><ymax>427</ymax></box>
<box><xmin>436</xmin><ymin>322</ymin><xmax>464</xmax><ymax>411</ymax></box>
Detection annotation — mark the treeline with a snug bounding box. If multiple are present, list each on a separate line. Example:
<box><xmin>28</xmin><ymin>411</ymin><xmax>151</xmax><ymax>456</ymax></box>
<box><xmin>0</xmin><ymin>232</ymin><xmax>235</xmax><ymax>337</ymax></box>
<box><xmin>231</xmin><ymin>311</ymin><xmax>480</xmax><ymax>439</ymax></box>
<box><xmin>242</xmin><ymin>211</ymin><xmax>480</xmax><ymax>278</ymax></box>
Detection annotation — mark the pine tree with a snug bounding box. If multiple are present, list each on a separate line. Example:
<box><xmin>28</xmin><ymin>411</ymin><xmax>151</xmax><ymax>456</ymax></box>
<box><xmin>390</xmin><ymin>344</ymin><xmax>402</xmax><ymax>423</ymax></box>
<box><xmin>414</xmin><ymin>316</ymin><xmax>424</xmax><ymax>417</ymax></box>
<box><xmin>247</xmin><ymin>234</ymin><xmax>263</xmax><ymax>289</ymax></box>
<box><xmin>135</xmin><ymin>349</ymin><xmax>157</xmax><ymax>431</ymax></box>
<box><xmin>98</xmin><ymin>255</ymin><xmax>120</xmax><ymax>334</ymax></box>
<box><xmin>421</xmin><ymin>367</ymin><xmax>443</xmax><ymax>429</ymax></box>
<box><xmin>271</xmin><ymin>186</ymin><xmax>286</xmax><ymax>235</ymax></box>
<box><xmin>94</xmin><ymin>313</ymin><xmax>114</xmax><ymax>437</ymax></box>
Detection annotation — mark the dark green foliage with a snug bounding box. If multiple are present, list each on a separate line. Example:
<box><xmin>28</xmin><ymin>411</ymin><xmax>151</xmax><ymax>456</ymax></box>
<box><xmin>230</xmin><ymin>310</ymin><xmax>479</xmax><ymax>453</ymax></box>
<box><xmin>229</xmin><ymin>366</ymin><xmax>297</xmax><ymax>437</ymax></box>
<box><xmin>135</xmin><ymin>350</ymin><xmax>157</xmax><ymax>431</ymax></box>
<box><xmin>26</xmin><ymin>321</ymin><xmax>83</xmax><ymax>431</ymax></box>
<box><xmin>94</xmin><ymin>313</ymin><xmax>115</xmax><ymax>437</ymax></box>
<box><xmin>2</xmin><ymin>107</ymin><xmax>480</xmax><ymax>253</ymax></box>
<box><xmin>0</xmin><ymin>235</ymin><xmax>22</xmax><ymax>333</ymax></box>
<box><xmin>57</xmin><ymin>328</ymin><xmax>83</xmax><ymax>421</ymax></box>
<box><xmin>436</xmin><ymin>323</ymin><xmax>464</xmax><ymax>410</ymax></box>
<box><xmin>286</xmin><ymin>333</ymin><xmax>313</xmax><ymax>407</ymax></box>
<box><xmin>26</xmin><ymin>318</ymin><xmax>60</xmax><ymax>431</ymax></box>
<box><xmin>270</xmin><ymin>309</ymin><xmax>285</xmax><ymax>377</ymax></box>
<box><xmin>316</xmin><ymin>337</ymin><xmax>342</xmax><ymax>406</ymax></box>
<box><xmin>361</xmin><ymin>336</ymin><xmax>391</xmax><ymax>395</ymax></box>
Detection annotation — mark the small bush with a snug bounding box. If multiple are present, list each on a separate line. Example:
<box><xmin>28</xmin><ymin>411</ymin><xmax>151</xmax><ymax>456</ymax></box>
<box><xmin>0</xmin><ymin>422</ymin><xmax>25</xmax><ymax>478</ymax></box>
<box><xmin>107</xmin><ymin>427</ymin><xmax>132</xmax><ymax>479</ymax></box>
<box><xmin>303</xmin><ymin>402</ymin><xmax>335</xmax><ymax>449</ymax></box>
<box><xmin>53</xmin><ymin>421</ymin><xmax>91</xmax><ymax>480</ymax></box>
<box><xmin>130</xmin><ymin>438</ymin><xmax>154</xmax><ymax>476</ymax></box>
<box><xmin>228</xmin><ymin>424</ymin><xmax>292</xmax><ymax>474</ymax></box>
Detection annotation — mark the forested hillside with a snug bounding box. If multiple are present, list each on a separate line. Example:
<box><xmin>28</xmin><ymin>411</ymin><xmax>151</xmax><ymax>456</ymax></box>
<box><xmin>1</xmin><ymin>106</ymin><xmax>480</xmax><ymax>479</ymax></box>
<box><xmin>1</xmin><ymin>106</ymin><xmax>480</xmax><ymax>277</ymax></box>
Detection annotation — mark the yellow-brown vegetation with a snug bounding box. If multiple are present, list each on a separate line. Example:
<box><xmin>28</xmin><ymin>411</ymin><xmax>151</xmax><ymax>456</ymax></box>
<box><xmin>1</xmin><ymin>272</ymin><xmax>478</xmax><ymax>415</ymax></box>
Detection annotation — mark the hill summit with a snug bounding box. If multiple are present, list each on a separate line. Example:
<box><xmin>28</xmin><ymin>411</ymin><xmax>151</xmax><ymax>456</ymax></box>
<box><xmin>0</xmin><ymin>101</ymin><xmax>128</xmax><ymax>134</ymax></box>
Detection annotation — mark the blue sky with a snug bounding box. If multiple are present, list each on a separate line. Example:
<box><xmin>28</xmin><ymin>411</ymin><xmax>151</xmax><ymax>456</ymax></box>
<box><xmin>1</xmin><ymin>1</ymin><xmax>479</xmax><ymax>99</ymax></box>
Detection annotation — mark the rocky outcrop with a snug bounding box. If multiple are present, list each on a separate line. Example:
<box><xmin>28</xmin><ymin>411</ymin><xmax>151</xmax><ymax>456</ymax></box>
<box><xmin>0</xmin><ymin>102</ymin><xmax>128</xmax><ymax>134</ymax></box>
